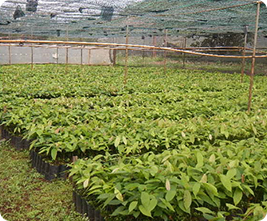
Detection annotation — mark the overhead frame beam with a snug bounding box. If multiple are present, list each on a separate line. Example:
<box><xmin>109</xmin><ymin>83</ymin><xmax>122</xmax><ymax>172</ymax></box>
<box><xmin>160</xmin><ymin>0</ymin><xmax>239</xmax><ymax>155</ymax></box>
<box><xmin>1</xmin><ymin>40</ymin><xmax>267</xmax><ymax>59</ymax></box>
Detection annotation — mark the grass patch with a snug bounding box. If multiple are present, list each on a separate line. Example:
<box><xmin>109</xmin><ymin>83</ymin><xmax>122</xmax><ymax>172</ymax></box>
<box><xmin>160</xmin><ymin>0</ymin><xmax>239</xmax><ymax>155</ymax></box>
<box><xmin>0</xmin><ymin>140</ymin><xmax>87</xmax><ymax>221</ymax></box>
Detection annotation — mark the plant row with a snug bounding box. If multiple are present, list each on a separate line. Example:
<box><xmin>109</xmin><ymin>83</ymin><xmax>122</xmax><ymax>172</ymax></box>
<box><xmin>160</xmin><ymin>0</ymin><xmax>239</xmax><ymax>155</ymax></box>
<box><xmin>1</xmin><ymin>65</ymin><xmax>267</xmax><ymax>220</ymax></box>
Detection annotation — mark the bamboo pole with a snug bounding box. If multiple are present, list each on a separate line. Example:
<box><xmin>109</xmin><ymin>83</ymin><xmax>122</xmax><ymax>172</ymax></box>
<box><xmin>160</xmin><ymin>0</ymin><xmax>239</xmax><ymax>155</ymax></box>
<box><xmin>55</xmin><ymin>46</ymin><xmax>59</xmax><ymax>74</ymax></box>
<box><xmin>163</xmin><ymin>29</ymin><xmax>168</xmax><ymax>75</ymax></box>
<box><xmin>183</xmin><ymin>37</ymin><xmax>187</xmax><ymax>68</ymax></box>
<box><xmin>248</xmin><ymin>1</ymin><xmax>261</xmax><ymax>112</ymax></box>
<box><xmin>65</xmin><ymin>25</ymin><xmax>69</xmax><ymax>73</ymax></box>
<box><xmin>56</xmin><ymin>47</ymin><xmax>59</xmax><ymax>64</ymax></box>
<box><xmin>241</xmin><ymin>25</ymin><xmax>248</xmax><ymax>83</ymax></box>
<box><xmin>124</xmin><ymin>25</ymin><xmax>129</xmax><ymax>85</ymax></box>
<box><xmin>31</xmin><ymin>27</ymin><xmax>33</xmax><ymax>70</ymax></box>
<box><xmin>1</xmin><ymin>40</ymin><xmax>267</xmax><ymax>59</ymax></box>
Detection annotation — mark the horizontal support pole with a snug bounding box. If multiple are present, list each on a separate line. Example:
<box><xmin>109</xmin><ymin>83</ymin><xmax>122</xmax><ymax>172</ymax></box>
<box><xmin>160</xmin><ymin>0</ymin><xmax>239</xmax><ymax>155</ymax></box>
<box><xmin>0</xmin><ymin>39</ymin><xmax>267</xmax><ymax>59</ymax></box>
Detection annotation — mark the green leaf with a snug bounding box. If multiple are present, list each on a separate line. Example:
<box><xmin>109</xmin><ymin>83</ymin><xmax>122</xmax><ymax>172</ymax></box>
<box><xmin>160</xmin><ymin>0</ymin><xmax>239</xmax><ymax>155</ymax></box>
<box><xmin>193</xmin><ymin>183</ymin><xmax>201</xmax><ymax>197</ymax></box>
<box><xmin>220</xmin><ymin>174</ymin><xmax>232</xmax><ymax>192</ymax></box>
<box><xmin>114</xmin><ymin>136</ymin><xmax>121</xmax><ymax>147</ymax></box>
<box><xmin>160</xmin><ymin>198</ymin><xmax>175</xmax><ymax>211</ymax></box>
<box><xmin>243</xmin><ymin>185</ymin><xmax>254</xmax><ymax>196</ymax></box>
<box><xmin>184</xmin><ymin>190</ymin><xmax>192</xmax><ymax>210</ymax></box>
<box><xmin>150</xmin><ymin>165</ymin><xmax>158</xmax><ymax>176</ymax></box>
<box><xmin>83</xmin><ymin>178</ymin><xmax>89</xmax><ymax>188</ymax></box>
<box><xmin>226</xmin><ymin>203</ymin><xmax>241</xmax><ymax>211</ymax></box>
<box><xmin>203</xmin><ymin>183</ymin><xmax>218</xmax><ymax>196</ymax></box>
<box><xmin>51</xmin><ymin>148</ymin><xmax>57</xmax><ymax>160</ymax></box>
<box><xmin>129</xmin><ymin>201</ymin><xmax>138</xmax><ymax>213</ymax></box>
<box><xmin>196</xmin><ymin>152</ymin><xmax>204</xmax><ymax>168</ymax></box>
<box><xmin>196</xmin><ymin>207</ymin><xmax>215</xmax><ymax>215</ymax></box>
<box><xmin>122</xmin><ymin>136</ymin><xmax>127</xmax><ymax>145</ymax></box>
<box><xmin>200</xmin><ymin>174</ymin><xmax>207</xmax><ymax>183</ymax></box>
<box><xmin>226</xmin><ymin>168</ymin><xmax>236</xmax><ymax>180</ymax></box>
<box><xmin>178</xmin><ymin>200</ymin><xmax>190</xmax><ymax>214</ymax></box>
<box><xmin>251</xmin><ymin>125</ymin><xmax>257</xmax><ymax>135</ymax></box>
<box><xmin>233</xmin><ymin>189</ymin><xmax>243</xmax><ymax>206</ymax></box>
<box><xmin>148</xmin><ymin>197</ymin><xmax>157</xmax><ymax>211</ymax></box>
<box><xmin>209</xmin><ymin>154</ymin><xmax>216</xmax><ymax>163</ymax></box>
<box><xmin>103</xmin><ymin>195</ymin><xmax>115</xmax><ymax>207</ymax></box>
<box><xmin>114</xmin><ymin>187</ymin><xmax>123</xmax><ymax>202</ymax></box>
<box><xmin>133</xmin><ymin>211</ymin><xmax>140</xmax><ymax>218</ymax></box>
<box><xmin>139</xmin><ymin>205</ymin><xmax>152</xmax><ymax>217</ymax></box>
<box><xmin>141</xmin><ymin>192</ymin><xmax>150</xmax><ymax>207</ymax></box>
<box><xmin>166</xmin><ymin>190</ymin><xmax>176</xmax><ymax>201</ymax></box>
<box><xmin>111</xmin><ymin>206</ymin><xmax>125</xmax><ymax>216</ymax></box>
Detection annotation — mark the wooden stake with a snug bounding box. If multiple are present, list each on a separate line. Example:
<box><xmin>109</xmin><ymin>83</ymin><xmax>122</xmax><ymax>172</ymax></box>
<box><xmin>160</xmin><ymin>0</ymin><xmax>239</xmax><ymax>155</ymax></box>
<box><xmin>248</xmin><ymin>2</ymin><xmax>261</xmax><ymax>112</ymax></box>
<box><xmin>80</xmin><ymin>46</ymin><xmax>83</xmax><ymax>67</ymax></box>
<box><xmin>124</xmin><ymin>25</ymin><xmax>129</xmax><ymax>85</ymax></box>
<box><xmin>241</xmin><ymin>26</ymin><xmax>248</xmax><ymax>83</ymax></box>
<box><xmin>56</xmin><ymin>47</ymin><xmax>59</xmax><ymax>64</ymax></box>
<box><xmin>163</xmin><ymin>29</ymin><xmax>168</xmax><ymax>75</ymax></box>
<box><xmin>31</xmin><ymin>27</ymin><xmax>33</xmax><ymax>69</ymax></box>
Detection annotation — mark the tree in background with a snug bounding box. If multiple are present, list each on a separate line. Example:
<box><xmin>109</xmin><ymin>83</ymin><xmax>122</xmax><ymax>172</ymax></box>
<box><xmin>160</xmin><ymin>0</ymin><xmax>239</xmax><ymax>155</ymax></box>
<box><xmin>191</xmin><ymin>33</ymin><xmax>252</xmax><ymax>47</ymax></box>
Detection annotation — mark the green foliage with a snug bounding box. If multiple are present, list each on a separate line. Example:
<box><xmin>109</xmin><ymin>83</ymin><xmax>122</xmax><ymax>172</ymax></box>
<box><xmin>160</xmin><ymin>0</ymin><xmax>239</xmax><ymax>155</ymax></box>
<box><xmin>1</xmin><ymin>65</ymin><xmax>267</xmax><ymax>220</ymax></box>
<box><xmin>70</xmin><ymin>145</ymin><xmax>267</xmax><ymax>220</ymax></box>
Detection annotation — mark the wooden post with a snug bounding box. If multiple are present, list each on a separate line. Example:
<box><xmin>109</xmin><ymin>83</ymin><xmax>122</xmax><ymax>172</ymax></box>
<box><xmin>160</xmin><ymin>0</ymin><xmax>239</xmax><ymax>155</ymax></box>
<box><xmin>65</xmin><ymin>47</ymin><xmax>69</xmax><ymax>73</ymax></box>
<box><xmin>56</xmin><ymin>47</ymin><xmax>59</xmax><ymax>64</ymax></box>
<box><xmin>248</xmin><ymin>1</ymin><xmax>261</xmax><ymax>112</ymax></box>
<box><xmin>55</xmin><ymin>46</ymin><xmax>59</xmax><ymax>74</ymax></box>
<box><xmin>163</xmin><ymin>29</ymin><xmax>168</xmax><ymax>75</ymax></box>
<box><xmin>113</xmin><ymin>49</ymin><xmax>117</xmax><ymax>66</ymax></box>
<box><xmin>124</xmin><ymin>25</ymin><xmax>129</xmax><ymax>85</ymax></box>
<box><xmin>8</xmin><ymin>45</ymin><xmax>11</xmax><ymax>65</ymax></box>
<box><xmin>241</xmin><ymin>25</ymin><xmax>248</xmax><ymax>83</ymax></box>
<box><xmin>31</xmin><ymin>27</ymin><xmax>33</xmax><ymax>69</ymax></box>
<box><xmin>183</xmin><ymin>37</ymin><xmax>187</xmax><ymax>68</ymax></box>
<box><xmin>66</xmin><ymin>25</ymin><xmax>69</xmax><ymax>73</ymax></box>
